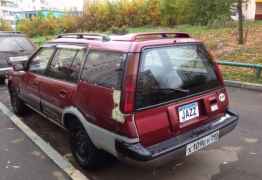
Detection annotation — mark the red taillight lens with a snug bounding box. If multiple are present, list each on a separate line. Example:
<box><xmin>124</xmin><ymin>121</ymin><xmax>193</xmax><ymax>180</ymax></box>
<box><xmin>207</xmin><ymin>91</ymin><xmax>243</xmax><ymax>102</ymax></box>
<box><xmin>208</xmin><ymin>51</ymin><xmax>224</xmax><ymax>86</ymax></box>
<box><xmin>122</xmin><ymin>76</ymin><xmax>135</xmax><ymax>113</ymax></box>
<box><xmin>214</xmin><ymin>62</ymin><xmax>225</xmax><ymax>86</ymax></box>
<box><xmin>121</xmin><ymin>53</ymin><xmax>139</xmax><ymax>114</ymax></box>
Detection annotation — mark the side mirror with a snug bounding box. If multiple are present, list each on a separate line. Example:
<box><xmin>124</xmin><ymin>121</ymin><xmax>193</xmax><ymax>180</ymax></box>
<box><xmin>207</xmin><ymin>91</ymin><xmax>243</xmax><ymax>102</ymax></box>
<box><xmin>12</xmin><ymin>63</ymin><xmax>25</xmax><ymax>71</ymax></box>
<box><xmin>9</xmin><ymin>56</ymin><xmax>29</xmax><ymax>63</ymax></box>
<box><xmin>9</xmin><ymin>56</ymin><xmax>29</xmax><ymax>72</ymax></box>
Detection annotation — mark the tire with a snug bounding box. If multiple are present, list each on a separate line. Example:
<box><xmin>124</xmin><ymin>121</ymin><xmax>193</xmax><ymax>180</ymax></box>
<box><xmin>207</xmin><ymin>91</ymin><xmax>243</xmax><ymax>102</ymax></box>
<box><xmin>69</xmin><ymin>123</ymin><xmax>103</xmax><ymax>169</ymax></box>
<box><xmin>10</xmin><ymin>88</ymin><xmax>26</xmax><ymax>115</ymax></box>
<box><xmin>0</xmin><ymin>77</ymin><xmax>5</xmax><ymax>84</ymax></box>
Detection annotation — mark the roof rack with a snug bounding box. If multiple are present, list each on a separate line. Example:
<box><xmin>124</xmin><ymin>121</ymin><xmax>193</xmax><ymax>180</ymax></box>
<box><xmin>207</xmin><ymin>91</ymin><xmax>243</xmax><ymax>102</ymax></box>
<box><xmin>0</xmin><ymin>31</ymin><xmax>22</xmax><ymax>34</ymax></box>
<box><xmin>112</xmin><ymin>32</ymin><xmax>191</xmax><ymax>42</ymax></box>
<box><xmin>57</xmin><ymin>33</ymin><xmax>111</xmax><ymax>41</ymax></box>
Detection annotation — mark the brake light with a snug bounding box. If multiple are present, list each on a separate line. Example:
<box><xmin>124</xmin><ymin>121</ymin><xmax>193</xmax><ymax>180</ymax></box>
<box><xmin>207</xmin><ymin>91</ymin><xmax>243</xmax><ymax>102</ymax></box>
<box><xmin>208</xmin><ymin>51</ymin><xmax>224</xmax><ymax>86</ymax></box>
<box><xmin>121</xmin><ymin>53</ymin><xmax>139</xmax><ymax>114</ymax></box>
<box><xmin>214</xmin><ymin>62</ymin><xmax>225</xmax><ymax>86</ymax></box>
<box><xmin>122</xmin><ymin>76</ymin><xmax>135</xmax><ymax>113</ymax></box>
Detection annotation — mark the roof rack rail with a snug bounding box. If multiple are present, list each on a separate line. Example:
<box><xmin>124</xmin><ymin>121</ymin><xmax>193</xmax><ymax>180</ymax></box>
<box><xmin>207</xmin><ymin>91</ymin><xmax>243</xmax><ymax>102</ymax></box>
<box><xmin>57</xmin><ymin>33</ymin><xmax>111</xmax><ymax>41</ymax></box>
<box><xmin>112</xmin><ymin>32</ymin><xmax>191</xmax><ymax>42</ymax></box>
<box><xmin>0</xmin><ymin>31</ymin><xmax>22</xmax><ymax>34</ymax></box>
<box><xmin>132</xmin><ymin>32</ymin><xmax>190</xmax><ymax>41</ymax></box>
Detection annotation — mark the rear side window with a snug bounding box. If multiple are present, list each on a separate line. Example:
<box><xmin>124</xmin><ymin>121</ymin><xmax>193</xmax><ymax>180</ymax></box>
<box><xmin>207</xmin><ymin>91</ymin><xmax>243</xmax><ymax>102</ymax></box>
<box><xmin>47</xmin><ymin>48</ymin><xmax>85</xmax><ymax>83</ymax></box>
<box><xmin>81</xmin><ymin>51</ymin><xmax>126</xmax><ymax>90</ymax></box>
<box><xmin>136</xmin><ymin>44</ymin><xmax>220</xmax><ymax>109</ymax></box>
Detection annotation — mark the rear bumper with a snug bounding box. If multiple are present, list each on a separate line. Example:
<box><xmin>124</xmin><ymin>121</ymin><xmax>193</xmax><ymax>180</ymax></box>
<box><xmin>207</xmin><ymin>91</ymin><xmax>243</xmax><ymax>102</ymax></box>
<box><xmin>115</xmin><ymin>110</ymin><xmax>239</xmax><ymax>166</ymax></box>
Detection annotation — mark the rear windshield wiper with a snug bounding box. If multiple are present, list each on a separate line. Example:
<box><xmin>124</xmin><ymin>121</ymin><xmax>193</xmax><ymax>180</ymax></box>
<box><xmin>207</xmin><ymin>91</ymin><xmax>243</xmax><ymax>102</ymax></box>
<box><xmin>153</xmin><ymin>88</ymin><xmax>190</xmax><ymax>94</ymax></box>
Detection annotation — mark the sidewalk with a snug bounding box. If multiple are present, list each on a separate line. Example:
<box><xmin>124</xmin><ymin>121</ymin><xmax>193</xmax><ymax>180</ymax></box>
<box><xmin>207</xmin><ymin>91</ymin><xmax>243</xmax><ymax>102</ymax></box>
<box><xmin>0</xmin><ymin>112</ymin><xmax>71</xmax><ymax>180</ymax></box>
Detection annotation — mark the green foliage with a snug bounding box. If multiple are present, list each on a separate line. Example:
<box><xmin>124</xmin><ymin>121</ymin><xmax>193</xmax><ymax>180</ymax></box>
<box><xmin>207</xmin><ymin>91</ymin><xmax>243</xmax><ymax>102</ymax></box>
<box><xmin>160</xmin><ymin>0</ymin><xmax>234</xmax><ymax>26</ymax></box>
<box><xmin>17</xmin><ymin>15</ymin><xmax>81</xmax><ymax>37</ymax></box>
<box><xmin>82</xmin><ymin>0</ymin><xmax>161</xmax><ymax>31</ymax></box>
<box><xmin>189</xmin><ymin>0</ymin><xmax>234</xmax><ymax>25</ymax></box>
<box><xmin>109</xmin><ymin>26</ymin><xmax>128</xmax><ymax>35</ymax></box>
<box><xmin>0</xmin><ymin>19</ymin><xmax>12</xmax><ymax>31</ymax></box>
<box><xmin>18</xmin><ymin>0</ymin><xmax>236</xmax><ymax>37</ymax></box>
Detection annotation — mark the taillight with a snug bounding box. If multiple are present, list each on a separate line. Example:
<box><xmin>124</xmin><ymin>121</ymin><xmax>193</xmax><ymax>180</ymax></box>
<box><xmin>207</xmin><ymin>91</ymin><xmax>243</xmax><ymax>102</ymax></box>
<box><xmin>208</xmin><ymin>51</ymin><xmax>224</xmax><ymax>86</ymax></box>
<box><xmin>122</xmin><ymin>76</ymin><xmax>135</xmax><ymax>113</ymax></box>
<box><xmin>214</xmin><ymin>62</ymin><xmax>225</xmax><ymax>86</ymax></box>
<box><xmin>121</xmin><ymin>53</ymin><xmax>139</xmax><ymax>114</ymax></box>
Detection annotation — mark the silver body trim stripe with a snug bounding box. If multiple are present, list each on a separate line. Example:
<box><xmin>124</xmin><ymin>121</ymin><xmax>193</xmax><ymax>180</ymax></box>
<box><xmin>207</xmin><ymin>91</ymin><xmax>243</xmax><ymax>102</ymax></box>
<box><xmin>63</xmin><ymin>107</ymin><xmax>139</xmax><ymax>157</ymax></box>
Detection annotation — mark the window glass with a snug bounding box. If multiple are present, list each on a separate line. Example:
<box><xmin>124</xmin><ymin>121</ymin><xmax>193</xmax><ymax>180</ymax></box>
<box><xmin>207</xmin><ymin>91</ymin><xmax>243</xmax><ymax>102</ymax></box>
<box><xmin>71</xmin><ymin>50</ymin><xmax>86</xmax><ymax>81</ymax></box>
<box><xmin>29</xmin><ymin>48</ymin><xmax>55</xmax><ymax>74</ymax></box>
<box><xmin>81</xmin><ymin>51</ymin><xmax>126</xmax><ymax>89</ymax></box>
<box><xmin>136</xmin><ymin>44</ymin><xmax>220</xmax><ymax>109</ymax></box>
<box><xmin>0</xmin><ymin>36</ymin><xmax>34</xmax><ymax>52</ymax></box>
<box><xmin>47</xmin><ymin>48</ymin><xmax>78</xmax><ymax>82</ymax></box>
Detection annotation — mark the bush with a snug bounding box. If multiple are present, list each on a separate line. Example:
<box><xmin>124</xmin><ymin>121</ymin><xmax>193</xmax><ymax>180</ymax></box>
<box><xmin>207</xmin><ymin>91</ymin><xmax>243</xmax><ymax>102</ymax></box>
<box><xmin>0</xmin><ymin>19</ymin><xmax>12</xmax><ymax>31</ymax></box>
<box><xmin>17</xmin><ymin>0</ymin><xmax>235</xmax><ymax>37</ymax></box>
<box><xmin>110</xmin><ymin>26</ymin><xmax>128</xmax><ymax>35</ymax></box>
<box><xmin>189</xmin><ymin>0</ymin><xmax>233</xmax><ymax>25</ymax></box>
<box><xmin>17</xmin><ymin>15</ymin><xmax>81</xmax><ymax>37</ymax></box>
<box><xmin>82</xmin><ymin>0</ymin><xmax>161</xmax><ymax>31</ymax></box>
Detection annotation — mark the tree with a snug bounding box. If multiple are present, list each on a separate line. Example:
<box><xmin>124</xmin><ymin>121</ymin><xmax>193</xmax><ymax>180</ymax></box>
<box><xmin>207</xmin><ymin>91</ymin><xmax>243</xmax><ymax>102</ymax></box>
<box><xmin>0</xmin><ymin>19</ymin><xmax>12</xmax><ymax>31</ymax></box>
<box><xmin>160</xmin><ymin>0</ymin><xmax>177</xmax><ymax>26</ymax></box>
<box><xmin>190</xmin><ymin>0</ymin><xmax>233</xmax><ymax>25</ymax></box>
<box><xmin>237</xmin><ymin>0</ymin><xmax>244</xmax><ymax>44</ymax></box>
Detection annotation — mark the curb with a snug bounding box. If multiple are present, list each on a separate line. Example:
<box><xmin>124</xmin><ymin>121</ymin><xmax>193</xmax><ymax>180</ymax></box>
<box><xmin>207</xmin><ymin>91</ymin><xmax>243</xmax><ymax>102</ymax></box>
<box><xmin>0</xmin><ymin>102</ymin><xmax>88</xmax><ymax>180</ymax></box>
<box><xmin>224</xmin><ymin>80</ymin><xmax>262</xmax><ymax>92</ymax></box>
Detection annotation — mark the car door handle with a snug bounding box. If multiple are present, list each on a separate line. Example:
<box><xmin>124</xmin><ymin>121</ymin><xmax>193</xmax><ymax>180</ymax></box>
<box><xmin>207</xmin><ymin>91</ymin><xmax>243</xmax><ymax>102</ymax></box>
<box><xmin>59</xmin><ymin>90</ymin><xmax>68</xmax><ymax>98</ymax></box>
<box><xmin>32</xmin><ymin>81</ymin><xmax>39</xmax><ymax>87</ymax></box>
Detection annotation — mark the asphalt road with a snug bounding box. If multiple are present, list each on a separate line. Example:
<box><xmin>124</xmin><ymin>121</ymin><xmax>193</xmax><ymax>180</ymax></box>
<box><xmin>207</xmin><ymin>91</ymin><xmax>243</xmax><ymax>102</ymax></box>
<box><xmin>0</xmin><ymin>85</ymin><xmax>261</xmax><ymax>180</ymax></box>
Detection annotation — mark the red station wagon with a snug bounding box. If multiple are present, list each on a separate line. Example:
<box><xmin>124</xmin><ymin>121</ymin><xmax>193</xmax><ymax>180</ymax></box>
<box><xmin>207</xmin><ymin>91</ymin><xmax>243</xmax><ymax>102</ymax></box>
<box><xmin>6</xmin><ymin>32</ymin><xmax>239</xmax><ymax>169</ymax></box>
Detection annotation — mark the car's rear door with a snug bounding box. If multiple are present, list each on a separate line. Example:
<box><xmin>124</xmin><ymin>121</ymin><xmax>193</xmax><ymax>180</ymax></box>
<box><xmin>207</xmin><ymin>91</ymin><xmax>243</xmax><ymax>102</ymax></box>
<box><xmin>40</xmin><ymin>45</ymin><xmax>86</xmax><ymax>123</ymax></box>
<box><xmin>21</xmin><ymin>46</ymin><xmax>56</xmax><ymax>111</ymax></box>
<box><xmin>134</xmin><ymin>43</ymin><xmax>228</xmax><ymax>146</ymax></box>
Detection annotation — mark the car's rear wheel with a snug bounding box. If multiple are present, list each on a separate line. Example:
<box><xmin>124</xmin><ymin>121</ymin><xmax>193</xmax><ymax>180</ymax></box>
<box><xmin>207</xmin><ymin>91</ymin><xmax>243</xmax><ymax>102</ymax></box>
<box><xmin>10</xmin><ymin>88</ymin><xmax>26</xmax><ymax>115</ymax></box>
<box><xmin>69</xmin><ymin>122</ymin><xmax>104</xmax><ymax>169</ymax></box>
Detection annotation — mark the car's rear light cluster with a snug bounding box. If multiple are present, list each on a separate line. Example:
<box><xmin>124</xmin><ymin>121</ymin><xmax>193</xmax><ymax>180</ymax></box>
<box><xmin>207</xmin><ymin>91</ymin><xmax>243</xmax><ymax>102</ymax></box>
<box><xmin>214</xmin><ymin>62</ymin><xmax>225</xmax><ymax>86</ymax></box>
<box><xmin>121</xmin><ymin>53</ymin><xmax>139</xmax><ymax>114</ymax></box>
<box><xmin>208</xmin><ymin>51</ymin><xmax>224</xmax><ymax>86</ymax></box>
<box><xmin>122</xmin><ymin>76</ymin><xmax>136</xmax><ymax>113</ymax></box>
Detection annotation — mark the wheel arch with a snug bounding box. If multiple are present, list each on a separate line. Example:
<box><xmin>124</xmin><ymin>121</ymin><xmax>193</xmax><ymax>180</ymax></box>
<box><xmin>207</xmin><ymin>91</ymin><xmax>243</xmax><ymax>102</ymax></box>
<box><xmin>62</xmin><ymin>106</ymin><xmax>139</xmax><ymax>157</ymax></box>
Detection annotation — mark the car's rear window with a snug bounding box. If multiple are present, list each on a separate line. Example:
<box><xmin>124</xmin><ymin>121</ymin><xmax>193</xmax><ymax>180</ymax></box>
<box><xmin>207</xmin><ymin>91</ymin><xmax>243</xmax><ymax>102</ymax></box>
<box><xmin>136</xmin><ymin>43</ymin><xmax>220</xmax><ymax>109</ymax></box>
<box><xmin>0</xmin><ymin>36</ymin><xmax>34</xmax><ymax>52</ymax></box>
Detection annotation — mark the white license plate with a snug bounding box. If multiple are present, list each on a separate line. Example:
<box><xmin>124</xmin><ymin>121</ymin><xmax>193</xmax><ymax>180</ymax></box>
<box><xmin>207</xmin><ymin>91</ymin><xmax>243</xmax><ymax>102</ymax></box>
<box><xmin>178</xmin><ymin>102</ymin><xmax>199</xmax><ymax>123</ymax></box>
<box><xmin>186</xmin><ymin>131</ymin><xmax>220</xmax><ymax>156</ymax></box>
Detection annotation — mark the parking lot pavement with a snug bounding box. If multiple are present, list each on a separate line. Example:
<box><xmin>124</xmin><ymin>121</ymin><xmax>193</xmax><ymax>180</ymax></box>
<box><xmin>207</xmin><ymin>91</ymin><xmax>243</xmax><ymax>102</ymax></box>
<box><xmin>0</xmin><ymin>107</ymin><xmax>71</xmax><ymax>180</ymax></box>
<box><xmin>0</xmin><ymin>85</ymin><xmax>262</xmax><ymax>180</ymax></box>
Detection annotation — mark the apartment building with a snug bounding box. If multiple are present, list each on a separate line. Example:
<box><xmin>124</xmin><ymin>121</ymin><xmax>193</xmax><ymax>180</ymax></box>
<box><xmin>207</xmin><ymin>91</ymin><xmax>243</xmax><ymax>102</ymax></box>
<box><xmin>232</xmin><ymin>0</ymin><xmax>262</xmax><ymax>20</ymax></box>
<box><xmin>0</xmin><ymin>0</ymin><xmax>18</xmax><ymax>29</ymax></box>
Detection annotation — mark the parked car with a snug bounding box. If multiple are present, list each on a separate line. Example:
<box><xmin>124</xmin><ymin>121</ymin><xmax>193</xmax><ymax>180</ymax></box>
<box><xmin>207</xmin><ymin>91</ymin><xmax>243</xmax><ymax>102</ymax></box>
<box><xmin>7</xmin><ymin>32</ymin><xmax>239</xmax><ymax>169</ymax></box>
<box><xmin>0</xmin><ymin>32</ymin><xmax>35</xmax><ymax>82</ymax></box>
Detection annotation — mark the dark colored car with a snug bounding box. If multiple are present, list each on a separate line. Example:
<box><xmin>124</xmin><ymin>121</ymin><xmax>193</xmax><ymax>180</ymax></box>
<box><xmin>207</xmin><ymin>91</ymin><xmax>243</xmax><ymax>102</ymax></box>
<box><xmin>0</xmin><ymin>32</ymin><xmax>35</xmax><ymax>81</ymax></box>
<box><xmin>7</xmin><ymin>32</ymin><xmax>239</xmax><ymax>169</ymax></box>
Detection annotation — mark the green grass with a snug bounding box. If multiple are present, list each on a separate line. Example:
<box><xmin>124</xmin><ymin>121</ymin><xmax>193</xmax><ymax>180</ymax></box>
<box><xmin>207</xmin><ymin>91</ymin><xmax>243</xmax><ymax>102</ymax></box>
<box><xmin>32</xmin><ymin>36</ymin><xmax>54</xmax><ymax>47</ymax></box>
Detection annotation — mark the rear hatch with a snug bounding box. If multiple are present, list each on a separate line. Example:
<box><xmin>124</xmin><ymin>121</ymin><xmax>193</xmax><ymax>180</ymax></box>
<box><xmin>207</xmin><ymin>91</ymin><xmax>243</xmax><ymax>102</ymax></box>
<box><xmin>134</xmin><ymin>43</ymin><xmax>228</xmax><ymax>146</ymax></box>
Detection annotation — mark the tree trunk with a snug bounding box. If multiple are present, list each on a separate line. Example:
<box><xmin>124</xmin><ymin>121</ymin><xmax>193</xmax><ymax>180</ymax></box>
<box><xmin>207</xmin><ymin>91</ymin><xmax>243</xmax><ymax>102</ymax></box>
<box><xmin>238</xmin><ymin>0</ymin><xmax>244</xmax><ymax>44</ymax></box>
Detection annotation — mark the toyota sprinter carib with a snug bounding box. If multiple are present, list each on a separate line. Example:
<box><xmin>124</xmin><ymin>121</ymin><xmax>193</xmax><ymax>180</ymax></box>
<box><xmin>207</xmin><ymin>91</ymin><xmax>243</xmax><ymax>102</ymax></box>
<box><xmin>7</xmin><ymin>32</ymin><xmax>239</xmax><ymax>169</ymax></box>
